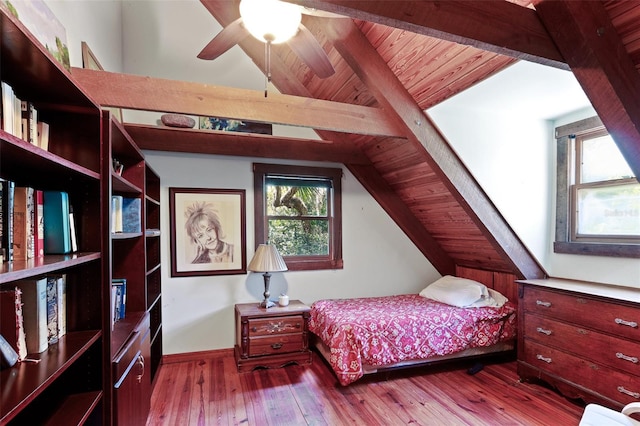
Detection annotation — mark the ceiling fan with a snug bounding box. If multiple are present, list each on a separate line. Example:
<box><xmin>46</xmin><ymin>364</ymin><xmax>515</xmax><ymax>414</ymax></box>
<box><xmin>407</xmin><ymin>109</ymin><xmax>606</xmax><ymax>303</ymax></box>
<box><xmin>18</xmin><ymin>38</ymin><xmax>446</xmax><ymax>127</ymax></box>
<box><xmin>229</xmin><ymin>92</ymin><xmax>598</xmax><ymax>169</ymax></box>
<box><xmin>197</xmin><ymin>0</ymin><xmax>339</xmax><ymax>80</ymax></box>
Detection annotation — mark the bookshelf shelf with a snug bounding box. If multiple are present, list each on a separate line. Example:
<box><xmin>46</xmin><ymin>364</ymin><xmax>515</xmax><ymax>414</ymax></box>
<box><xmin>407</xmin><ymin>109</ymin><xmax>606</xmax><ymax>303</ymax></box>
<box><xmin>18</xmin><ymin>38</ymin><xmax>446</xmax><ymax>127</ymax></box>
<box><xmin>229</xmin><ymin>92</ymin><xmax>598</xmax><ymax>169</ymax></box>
<box><xmin>0</xmin><ymin>253</ymin><xmax>101</xmax><ymax>283</ymax></box>
<box><xmin>0</xmin><ymin>330</ymin><xmax>101</xmax><ymax>424</ymax></box>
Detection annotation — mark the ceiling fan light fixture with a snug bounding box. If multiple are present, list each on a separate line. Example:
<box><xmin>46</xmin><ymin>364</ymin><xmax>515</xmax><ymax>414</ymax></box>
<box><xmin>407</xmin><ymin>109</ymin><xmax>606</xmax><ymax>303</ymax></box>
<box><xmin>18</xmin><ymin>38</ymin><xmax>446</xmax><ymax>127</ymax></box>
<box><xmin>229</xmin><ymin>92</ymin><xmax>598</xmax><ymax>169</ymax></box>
<box><xmin>239</xmin><ymin>0</ymin><xmax>302</xmax><ymax>44</ymax></box>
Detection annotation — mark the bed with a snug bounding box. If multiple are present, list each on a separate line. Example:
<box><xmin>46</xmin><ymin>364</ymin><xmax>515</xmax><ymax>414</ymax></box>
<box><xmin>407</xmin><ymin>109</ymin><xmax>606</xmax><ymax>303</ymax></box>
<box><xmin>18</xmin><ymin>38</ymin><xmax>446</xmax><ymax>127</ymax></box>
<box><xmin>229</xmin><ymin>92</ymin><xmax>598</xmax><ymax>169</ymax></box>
<box><xmin>309</xmin><ymin>271</ymin><xmax>518</xmax><ymax>386</ymax></box>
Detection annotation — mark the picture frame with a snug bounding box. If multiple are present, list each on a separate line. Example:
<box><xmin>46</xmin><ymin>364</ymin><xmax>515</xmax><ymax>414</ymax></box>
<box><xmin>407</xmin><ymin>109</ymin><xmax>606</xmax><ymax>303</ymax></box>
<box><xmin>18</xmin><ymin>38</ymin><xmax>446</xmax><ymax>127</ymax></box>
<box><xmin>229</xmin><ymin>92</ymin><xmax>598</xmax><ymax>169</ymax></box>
<box><xmin>169</xmin><ymin>187</ymin><xmax>246</xmax><ymax>277</ymax></box>
<box><xmin>199</xmin><ymin>116</ymin><xmax>272</xmax><ymax>135</ymax></box>
<box><xmin>81</xmin><ymin>41</ymin><xmax>123</xmax><ymax>122</ymax></box>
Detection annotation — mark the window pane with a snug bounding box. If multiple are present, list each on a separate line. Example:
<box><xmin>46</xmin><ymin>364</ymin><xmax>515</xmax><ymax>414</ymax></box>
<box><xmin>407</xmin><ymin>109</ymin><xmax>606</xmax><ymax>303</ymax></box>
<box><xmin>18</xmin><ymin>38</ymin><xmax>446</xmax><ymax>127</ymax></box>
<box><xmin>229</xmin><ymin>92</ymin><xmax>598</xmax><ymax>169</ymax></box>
<box><xmin>265</xmin><ymin>184</ymin><xmax>328</xmax><ymax>217</ymax></box>
<box><xmin>268</xmin><ymin>218</ymin><xmax>329</xmax><ymax>256</ymax></box>
<box><xmin>581</xmin><ymin>135</ymin><xmax>634</xmax><ymax>183</ymax></box>
<box><xmin>577</xmin><ymin>183</ymin><xmax>640</xmax><ymax>236</ymax></box>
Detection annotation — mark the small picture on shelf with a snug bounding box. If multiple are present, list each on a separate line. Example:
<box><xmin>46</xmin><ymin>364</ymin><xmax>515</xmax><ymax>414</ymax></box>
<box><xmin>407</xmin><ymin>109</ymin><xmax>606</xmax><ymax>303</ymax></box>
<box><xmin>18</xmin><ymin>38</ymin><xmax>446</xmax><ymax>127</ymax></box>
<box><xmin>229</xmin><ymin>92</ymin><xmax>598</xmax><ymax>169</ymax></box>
<box><xmin>199</xmin><ymin>116</ymin><xmax>272</xmax><ymax>135</ymax></box>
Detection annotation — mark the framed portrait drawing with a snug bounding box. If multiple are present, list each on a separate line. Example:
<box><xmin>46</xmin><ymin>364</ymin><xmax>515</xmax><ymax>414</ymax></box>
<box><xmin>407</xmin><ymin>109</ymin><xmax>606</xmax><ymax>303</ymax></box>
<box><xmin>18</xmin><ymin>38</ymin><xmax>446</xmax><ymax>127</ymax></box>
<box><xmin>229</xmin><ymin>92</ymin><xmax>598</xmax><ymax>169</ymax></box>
<box><xmin>169</xmin><ymin>187</ymin><xmax>246</xmax><ymax>277</ymax></box>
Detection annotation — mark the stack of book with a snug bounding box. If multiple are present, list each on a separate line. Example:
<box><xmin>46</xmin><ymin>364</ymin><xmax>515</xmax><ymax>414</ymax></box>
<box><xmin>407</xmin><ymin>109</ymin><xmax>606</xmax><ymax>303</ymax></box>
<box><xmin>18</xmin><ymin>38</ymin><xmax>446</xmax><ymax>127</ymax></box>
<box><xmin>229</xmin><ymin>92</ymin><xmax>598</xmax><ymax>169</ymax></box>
<box><xmin>1</xmin><ymin>81</ymin><xmax>49</xmax><ymax>150</ymax></box>
<box><xmin>0</xmin><ymin>182</ymin><xmax>77</xmax><ymax>262</ymax></box>
<box><xmin>0</xmin><ymin>275</ymin><xmax>66</xmax><ymax>359</ymax></box>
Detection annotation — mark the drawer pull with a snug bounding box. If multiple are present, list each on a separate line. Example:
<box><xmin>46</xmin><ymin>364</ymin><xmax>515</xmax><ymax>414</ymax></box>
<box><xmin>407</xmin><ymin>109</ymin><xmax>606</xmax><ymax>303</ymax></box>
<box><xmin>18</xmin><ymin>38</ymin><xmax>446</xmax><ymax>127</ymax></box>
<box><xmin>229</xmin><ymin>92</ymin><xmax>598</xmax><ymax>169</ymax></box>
<box><xmin>536</xmin><ymin>327</ymin><xmax>552</xmax><ymax>336</ymax></box>
<box><xmin>251</xmin><ymin>327</ymin><xmax>257</xmax><ymax>332</ymax></box>
<box><xmin>617</xmin><ymin>386</ymin><xmax>640</xmax><ymax>399</ymax></box>
<box><xmin>536</xmin><ymin>354</ymin><xmax>552</xmax><ymax>363</ymax></box>
<box><xmin>536</xmin><ymin>300</ymin><xmax>552</xmax><ymax>308</ymax></box>
<box><xmin>615</xmin><ymin>318</ymin><xmax>638</xmax><ymax>328</ymax></box>
<box><xmin>271</xmin><ymin>343</ymin><xmax>283</xmax><ymax>350</ymax></box>
<box><xmin>616</xmin><ymin>352</ymin><xmax>639</xmax><ymax>364</ymax></box>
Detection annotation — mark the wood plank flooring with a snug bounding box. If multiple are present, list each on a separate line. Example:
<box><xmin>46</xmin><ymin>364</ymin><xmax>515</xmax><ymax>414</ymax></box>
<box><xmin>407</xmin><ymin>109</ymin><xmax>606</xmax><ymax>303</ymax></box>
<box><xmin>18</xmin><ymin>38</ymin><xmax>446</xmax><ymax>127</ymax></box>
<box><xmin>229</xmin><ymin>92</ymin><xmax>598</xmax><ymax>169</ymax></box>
<box><xmin>147</xmin><ymin>350</ymin><xmax>584</xmax><ymax>425</ymax></box>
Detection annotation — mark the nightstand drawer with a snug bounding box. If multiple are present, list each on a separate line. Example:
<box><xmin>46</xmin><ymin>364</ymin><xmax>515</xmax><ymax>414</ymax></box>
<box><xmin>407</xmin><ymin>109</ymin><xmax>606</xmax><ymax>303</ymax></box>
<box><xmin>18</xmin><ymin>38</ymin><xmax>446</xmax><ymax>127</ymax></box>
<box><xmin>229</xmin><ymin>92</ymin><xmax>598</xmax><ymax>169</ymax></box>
<box><xmin>248</xmin><ymin>316</ymin><xmax>304</xmax><ymax>337</ymax></box>
<box><xmin>249</xmin><ymin>334</ymin><xmax>304</xmax><ymax>356</ymax></box>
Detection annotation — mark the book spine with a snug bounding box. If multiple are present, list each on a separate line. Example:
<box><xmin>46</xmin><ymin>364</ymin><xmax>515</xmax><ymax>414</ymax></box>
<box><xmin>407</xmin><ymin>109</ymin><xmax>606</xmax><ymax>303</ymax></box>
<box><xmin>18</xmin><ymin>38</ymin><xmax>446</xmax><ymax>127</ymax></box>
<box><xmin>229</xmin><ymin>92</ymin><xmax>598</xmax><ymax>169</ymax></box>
<box><xmin>34</xmin><ymin>190</ymin><xmax>44</xmax><ymax>257</ymax></box>
<box><xmin>12</xmin><ymin>187</ymin><xmax>29</xmax><ymax>261</ymax></box>
<box><xmin>56</xmin><ymin>275</ymin><xmax>66</xmax><ymax>338</ymax></box>
<box><xmin>43</xmin><ymin>191</ymin><xmax>71</xmax><ymax>254</ymax></box>
<box><xmin>27</xmin><ymin>187</ymin><xmax>34</xmax><ymax>259</ymax></box>
<box><xmin>46</xmin><ymin>277</ymin><xmax>58</xmax><ymax>345</ymax></box>
<box><xmin>122</xmin><ymin>197</ymin><xmax>142</xmax><ymax>233</ymax></box>
<box><xmin>3</xmin><ymin>181</ymin><xmax>14</xmax><ymax>261</ymax></box>
<box><xmin>16</xmin><ymin>278</ymin><xmax>48</xmax><ymax>353</ymax></box>
<box><xmin>111</xmin><ymin>195</ymin><xmax>123</xmax><ymax>233</ymax></box>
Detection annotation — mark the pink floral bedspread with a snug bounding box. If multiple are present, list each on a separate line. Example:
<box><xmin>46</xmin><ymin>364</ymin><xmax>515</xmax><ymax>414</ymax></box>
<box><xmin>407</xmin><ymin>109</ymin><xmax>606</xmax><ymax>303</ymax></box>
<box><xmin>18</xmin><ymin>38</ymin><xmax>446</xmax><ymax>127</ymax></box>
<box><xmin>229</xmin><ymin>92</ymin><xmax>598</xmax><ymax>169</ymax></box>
<box><xmin>309</xmin><ymin>294</ymin><xmax>516</xmax><ymax>385</ymax></box>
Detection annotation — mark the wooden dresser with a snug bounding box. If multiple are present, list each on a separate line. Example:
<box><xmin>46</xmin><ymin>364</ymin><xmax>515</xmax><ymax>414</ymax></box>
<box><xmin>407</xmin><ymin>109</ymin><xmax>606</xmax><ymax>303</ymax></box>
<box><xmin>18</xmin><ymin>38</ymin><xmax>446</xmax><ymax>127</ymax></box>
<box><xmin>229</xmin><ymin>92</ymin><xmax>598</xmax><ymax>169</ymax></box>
<box><xmin>517</xmin><ymin>279</ymin><xmax>640</xmax><ymax>409</ymax></box>
<box><xmin>234</xmin><ymin>300</ymin><xmax>312</xmax><ymax>372</ymax></box>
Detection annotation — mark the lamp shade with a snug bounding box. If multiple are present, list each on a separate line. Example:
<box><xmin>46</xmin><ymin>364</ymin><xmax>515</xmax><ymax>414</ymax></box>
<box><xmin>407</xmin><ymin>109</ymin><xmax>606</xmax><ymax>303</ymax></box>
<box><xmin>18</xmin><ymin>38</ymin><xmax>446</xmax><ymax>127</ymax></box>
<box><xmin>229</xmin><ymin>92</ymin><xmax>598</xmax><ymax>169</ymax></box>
<box><xmin>248</xmin><ymin>243</ymin><xmax>288</xmax><ymax>272</ymax></box>
<box><xmin>239</xmin><ymin>0</ymin><xmax>302</xmax><ymax>44</ymax></box>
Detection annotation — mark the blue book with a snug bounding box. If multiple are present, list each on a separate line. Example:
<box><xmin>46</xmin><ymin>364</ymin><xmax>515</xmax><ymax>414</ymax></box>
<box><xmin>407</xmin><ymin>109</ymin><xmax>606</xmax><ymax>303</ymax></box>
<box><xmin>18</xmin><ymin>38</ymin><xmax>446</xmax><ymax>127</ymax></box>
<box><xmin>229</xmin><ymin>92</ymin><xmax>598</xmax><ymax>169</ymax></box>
<box><xmin>43</xmin><ymin>191</ymin><xmax>71</xmax><ymax>254</ymax></box>
<box><xmin>122</xmin><ymin>197</ymin><xmax>141</xmax><ymax>233</ymax></box>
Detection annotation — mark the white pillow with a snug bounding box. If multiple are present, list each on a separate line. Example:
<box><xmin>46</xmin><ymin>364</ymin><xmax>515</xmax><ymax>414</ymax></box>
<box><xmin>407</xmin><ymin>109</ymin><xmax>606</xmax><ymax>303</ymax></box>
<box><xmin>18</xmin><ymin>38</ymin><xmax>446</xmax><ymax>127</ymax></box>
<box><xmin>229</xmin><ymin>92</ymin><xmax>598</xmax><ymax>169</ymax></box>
<box><xmin>419</xmin><ymin>275</ymin><xmax>489</xmax><ymax>307</ymax></box>
<box><xmin>467</xmin><ymin>288</ymin><xmax>508</xmax><ymax>308</ymax></box>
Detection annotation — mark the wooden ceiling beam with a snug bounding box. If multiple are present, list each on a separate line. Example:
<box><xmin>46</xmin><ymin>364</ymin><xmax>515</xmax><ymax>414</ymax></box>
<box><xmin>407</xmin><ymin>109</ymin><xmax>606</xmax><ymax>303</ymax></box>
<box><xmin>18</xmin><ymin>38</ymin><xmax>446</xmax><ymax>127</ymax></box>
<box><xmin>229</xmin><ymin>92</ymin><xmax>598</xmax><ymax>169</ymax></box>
<box><xmin>322</xmin><ymin>17</ymin><xmax>546</xmax><ymax>279</ymax></box>
<box><xmin>71</xmin><ymin>68</ymin><xmax>404</xmax><ymax>138</ymax></box>
<box><xmin>123</xmin><ymin>123</ymin><xmax>370</xmax><ymax>164</ymax></box>
<box><xmin>535</xmin><ymin>0</ymin><xmax>640</xmax><ymax>179</ymax></box>
<box><xmin>286</xmin><ymin>0</ymin><xmax>568</xmax><ymax>70</ymax></box>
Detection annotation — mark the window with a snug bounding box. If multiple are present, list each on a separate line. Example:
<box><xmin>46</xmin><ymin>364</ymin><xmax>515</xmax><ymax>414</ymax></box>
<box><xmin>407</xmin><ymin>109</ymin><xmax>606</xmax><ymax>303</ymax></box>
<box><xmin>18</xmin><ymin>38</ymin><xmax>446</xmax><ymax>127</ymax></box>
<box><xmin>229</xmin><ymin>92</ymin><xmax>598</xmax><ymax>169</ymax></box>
<box><xmin>253</xmin><ymin>163</ymin><xmax>343</xmax><ymax>271</ymax></box>
<box><xmin>555</xmin><ymin>116</ymin><xmax>640</xmax><ymax>257</ymax></box>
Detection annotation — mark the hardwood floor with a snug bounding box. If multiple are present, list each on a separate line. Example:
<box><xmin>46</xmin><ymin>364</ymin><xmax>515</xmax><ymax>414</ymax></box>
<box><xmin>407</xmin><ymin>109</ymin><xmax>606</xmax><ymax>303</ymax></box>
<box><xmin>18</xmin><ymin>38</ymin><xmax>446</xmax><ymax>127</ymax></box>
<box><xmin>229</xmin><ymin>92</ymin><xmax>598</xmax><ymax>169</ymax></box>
<box><xmin>147</xmin><ymin>350</ymin><xmax>584</xmax><ymax>425</ymax></box>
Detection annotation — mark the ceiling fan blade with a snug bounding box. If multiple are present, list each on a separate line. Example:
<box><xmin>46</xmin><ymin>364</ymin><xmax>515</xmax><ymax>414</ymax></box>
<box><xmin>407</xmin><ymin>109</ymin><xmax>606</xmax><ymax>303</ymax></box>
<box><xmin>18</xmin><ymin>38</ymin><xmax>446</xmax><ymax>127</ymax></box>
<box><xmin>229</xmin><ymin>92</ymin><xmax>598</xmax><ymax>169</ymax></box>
<box><xmin>287</xmin><ymin>24</ymin><xmax>335</xmax><ymax>78</ymax></box>
<box><xmin>197</xmin><ymin>17</ymin><xmax>249</xmax><ymax>60</ymax></box>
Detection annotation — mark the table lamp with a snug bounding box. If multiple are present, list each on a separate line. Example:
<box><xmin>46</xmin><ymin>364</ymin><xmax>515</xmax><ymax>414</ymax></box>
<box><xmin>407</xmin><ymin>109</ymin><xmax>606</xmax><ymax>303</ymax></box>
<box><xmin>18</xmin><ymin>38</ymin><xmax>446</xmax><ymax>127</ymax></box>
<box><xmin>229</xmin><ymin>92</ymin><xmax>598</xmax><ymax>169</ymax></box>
<box><xmin>248</xmin><ymin>242</ymin><xmax>288</xmax><ymax>308</ymax></box>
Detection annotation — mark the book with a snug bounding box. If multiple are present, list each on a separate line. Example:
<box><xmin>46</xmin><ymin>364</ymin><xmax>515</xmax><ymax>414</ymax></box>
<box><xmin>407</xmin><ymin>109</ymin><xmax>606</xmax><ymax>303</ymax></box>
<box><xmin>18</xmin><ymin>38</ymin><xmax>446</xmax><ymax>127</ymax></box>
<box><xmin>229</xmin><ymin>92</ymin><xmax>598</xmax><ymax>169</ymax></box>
<box><xmin>34</xmin><ymin>190</ymin><xmax>45</xmax><ymax>257</ymax></box>
<box><xmin>111</xmin><ymin>278</ymin><xmax>127</xmax><ymax>320</ymax></box>
<box><xmin>12</xmin><ymin>186</ymin><xmax>31</xmax><ymax>261</ymax></box>
<box><xmin>111</xmin><ymin>195</ymin><xmax>123</xmax><ymax>233</ymax></box>
<box><xmin>110</xmin><ymin>286</ymin><xmax>118</xmax><ymax>330</ymax></box>
<box><xmin>122</xmin><ymin>197</ymin><xmax>141</xmax><ymax>233</ymax></box>
<box><xmin>0</xmin><ymin>288</ymin><xmax>27</xmax><ymax>361</ymax></box>
<box><xmin>43</xmin><ymin>191</ymin><xmax>71</xmax><ymax>254</ymax></box>
<box><xmin>0</xmin><ymin>333</ymin><xmax>19</xmax><ymax>369</ymax></box>
<box><xmin>37</xmin><ymin>121</ymin><xmax>49</xmax><ymax>151</ymax></box>
<box><xmin>68</xmin><ymin>206</ymin><xmax>78</xmax><ymax>252</ymax></box>
<box><xmin>20</xmin><ymin>100</ymin><xmax>37</xmax><ymax>145</ymax></box>
<box><xmin>56</xmin><ymin>274</ymin><xmax>67</xmax><ymax>338</ymax></box>
<box><xmin>0</xmin><ymin>180</ymin><xmax>13</xmax><ymax>262</ymax></box>
<box><xmin>1</xmin><ymin>81</ymin><xmax>14</xmax><ymax>134</ymax></box>
<box><xmin>46</xmin><ymin>277</ymin><xmax>59</xmax><ymax>344</ymax></box>
<box><xmin>15</xmin><ymin>278</ymin><xmax>48</xmax><ymax>354</ymax></box>
<box><xmin>27</xmin><ymin>187</ymin><xmax>35</xmax><ymax>259</ymax></box>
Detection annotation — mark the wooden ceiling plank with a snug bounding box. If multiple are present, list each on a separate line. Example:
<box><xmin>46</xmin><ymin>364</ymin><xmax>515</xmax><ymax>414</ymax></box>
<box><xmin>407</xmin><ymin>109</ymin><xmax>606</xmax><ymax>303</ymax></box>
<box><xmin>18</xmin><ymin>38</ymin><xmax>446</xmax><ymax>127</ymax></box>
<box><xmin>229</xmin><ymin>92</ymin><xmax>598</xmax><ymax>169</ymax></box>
<box><xmin>71</xmin><ymin>68</ymin><xmax>404</xmax><ymax>138</ymax></box>
<box><xmin>123</xmin><ymin>124</ymin><xmax>370</xmax><ymax>164</ymax></box>
<box><xmin>324</xmin><ymin>17</ymin><xmax>546</xmax><ymax>279</ymax></box>
<box><xmin>285</xmin><ymin>0</ymin><xmax>568</xmax><ymax>69</ymax></box>
<box><xmin>347</xmin><ymin>163</ymin><xmax>456</xmax><ymax>275</ymax></box>
<box><xmin>535</xmin><ymin>0</ymin><xmax>640</xmax><ymax>179</ymax></box>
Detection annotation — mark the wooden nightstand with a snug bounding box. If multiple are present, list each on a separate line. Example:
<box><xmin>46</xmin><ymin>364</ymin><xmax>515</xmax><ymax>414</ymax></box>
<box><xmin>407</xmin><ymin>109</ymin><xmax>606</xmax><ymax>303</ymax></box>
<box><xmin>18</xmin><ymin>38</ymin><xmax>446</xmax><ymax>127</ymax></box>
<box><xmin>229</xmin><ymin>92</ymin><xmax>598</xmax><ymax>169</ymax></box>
<box><xmin>234</xmin><ymin>300</ymin><xmax>313</xmax><ymax>372</ymax></box>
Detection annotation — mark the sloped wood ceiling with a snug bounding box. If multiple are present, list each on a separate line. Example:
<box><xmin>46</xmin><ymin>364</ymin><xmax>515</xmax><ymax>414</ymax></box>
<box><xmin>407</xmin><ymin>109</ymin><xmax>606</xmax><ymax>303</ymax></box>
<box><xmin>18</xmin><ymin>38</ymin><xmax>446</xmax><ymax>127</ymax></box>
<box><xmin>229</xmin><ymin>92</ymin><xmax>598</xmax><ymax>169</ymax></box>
<box><xmin>73</xmin><ymin>0</ymin><xmax>640</xmax><ymax>280</ymax></box>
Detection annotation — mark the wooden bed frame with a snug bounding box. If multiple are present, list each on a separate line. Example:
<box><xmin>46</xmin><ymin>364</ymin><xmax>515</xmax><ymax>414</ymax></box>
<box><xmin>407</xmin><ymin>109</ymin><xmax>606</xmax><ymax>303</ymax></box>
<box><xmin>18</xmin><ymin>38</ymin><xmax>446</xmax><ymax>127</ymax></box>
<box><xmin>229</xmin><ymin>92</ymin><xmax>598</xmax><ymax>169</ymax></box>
<box><xmin>311</xmin><ymin>266</ymin><xmax>519</xmax><ymax>378</ymax></box>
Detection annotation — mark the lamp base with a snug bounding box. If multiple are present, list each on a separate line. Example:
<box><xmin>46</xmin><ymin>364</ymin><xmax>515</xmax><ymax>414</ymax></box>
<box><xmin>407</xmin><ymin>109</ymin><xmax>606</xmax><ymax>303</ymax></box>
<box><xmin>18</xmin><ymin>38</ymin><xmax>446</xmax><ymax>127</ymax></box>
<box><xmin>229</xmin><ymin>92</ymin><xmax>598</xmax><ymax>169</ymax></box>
<box><xmin>260</xmin><ymin>299</ymin><xmax>276</xmax><ymax>309</ymax></box>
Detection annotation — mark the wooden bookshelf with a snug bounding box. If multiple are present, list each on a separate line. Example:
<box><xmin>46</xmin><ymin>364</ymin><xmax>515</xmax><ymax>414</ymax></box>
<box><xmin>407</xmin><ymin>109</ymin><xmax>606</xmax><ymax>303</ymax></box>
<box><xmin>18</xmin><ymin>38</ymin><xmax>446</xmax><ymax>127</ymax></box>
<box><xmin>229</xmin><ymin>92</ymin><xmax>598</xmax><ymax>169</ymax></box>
<box><xmin>0</xmin><ymin>6</ymin><xmax>105</xmax><ymax>425</ymax></box>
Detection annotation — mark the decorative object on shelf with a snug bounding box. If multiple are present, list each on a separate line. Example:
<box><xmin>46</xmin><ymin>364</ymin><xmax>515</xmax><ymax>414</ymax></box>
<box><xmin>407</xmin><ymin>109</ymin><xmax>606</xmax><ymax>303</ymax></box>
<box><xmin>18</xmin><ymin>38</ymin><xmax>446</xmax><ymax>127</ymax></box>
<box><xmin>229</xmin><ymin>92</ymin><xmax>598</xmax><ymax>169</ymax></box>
<box><xmin>199</xmin><ymin>116</ymin><xmax>272</xmax><ymax>135</ymax></box>
<box><xmin>248</xmin><ymin>242</ymin><xmax>288</xmax><ymax>308</ymax></box>
<box><xmin>112</xmin><ymin>159</ymin><xmax>124</xmax><ymax>176</ymax></box>
<box><xmin>80</xmin><ymin>41</ymin><xmax>123</xmax><ymax>122</ymax></box>
<box><xmin>169</xmin><ymin>187</ymin><xmax>246</xmax><ymax>277</ymax></box>
<box><xmin>161</xmin><ymin>113</ymin><xmax>195</xmax><ymax>128</ymax></box>
<box><xmin>1</xmin><ymin>0</ymin><xmax>70</xmax><ymax>70</ymax></box>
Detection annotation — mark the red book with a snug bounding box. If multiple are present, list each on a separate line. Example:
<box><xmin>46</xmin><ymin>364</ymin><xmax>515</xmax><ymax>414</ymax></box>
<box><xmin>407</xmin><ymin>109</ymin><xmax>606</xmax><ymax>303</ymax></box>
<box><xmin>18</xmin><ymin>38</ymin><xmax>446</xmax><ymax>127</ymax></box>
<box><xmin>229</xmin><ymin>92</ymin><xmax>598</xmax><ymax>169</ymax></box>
<box><xmin>34</xmin><ymin>190</ymin><xmax>44</xmax><ymax>257</ymax></box>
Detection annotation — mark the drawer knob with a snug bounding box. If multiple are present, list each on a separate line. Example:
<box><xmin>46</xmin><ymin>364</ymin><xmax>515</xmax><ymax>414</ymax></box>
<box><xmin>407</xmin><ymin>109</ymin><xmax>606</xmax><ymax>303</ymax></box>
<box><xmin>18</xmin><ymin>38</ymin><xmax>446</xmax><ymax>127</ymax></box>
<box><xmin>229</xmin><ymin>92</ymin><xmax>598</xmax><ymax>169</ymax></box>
<box><xmin>617</xmin><ymin>386</ymin><xmax>640</xmax><ymax>399</ymax></box>
<box><xmin>616</xmin><ymin>352</ymin><xmax>639</xmax><ymax>364</ymax></box>
<box><xmin>251</xmin><ymin>327</ymin><xmax>257</xmax><ymax>332</ymax></box>
<box><xmin>536</xmin><ymin>354</ymin><xmax>552</xmax><ymax>364</ymax></box>
<box><xmin>536</xmin><ymin>327</ymin><xmax>552</xmax><ymax>336</ymax></box>
<box><xmin>615</xmin><ymin>318</ymin><xmax>638</xmax><ymax>328</ymax></box>
<box><xmin>271</xmin><ymin>343</ymin><xmax>283</xmax><ymax>350</ymax></box>
<box><xmin>536</xmin><ymin>300</ymin><xmax>552</xmax><ymax>308</ymax></box>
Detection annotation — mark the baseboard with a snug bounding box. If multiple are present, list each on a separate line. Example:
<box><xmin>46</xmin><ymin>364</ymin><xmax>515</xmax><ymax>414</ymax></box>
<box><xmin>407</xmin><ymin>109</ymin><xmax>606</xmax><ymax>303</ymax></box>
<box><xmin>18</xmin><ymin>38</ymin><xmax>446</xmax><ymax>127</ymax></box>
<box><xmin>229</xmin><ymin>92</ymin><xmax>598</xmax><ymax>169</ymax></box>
<box><xmin>161</xmin><ymin>348</ymin><xmax>234</xmax><ymax>365</ymax></box>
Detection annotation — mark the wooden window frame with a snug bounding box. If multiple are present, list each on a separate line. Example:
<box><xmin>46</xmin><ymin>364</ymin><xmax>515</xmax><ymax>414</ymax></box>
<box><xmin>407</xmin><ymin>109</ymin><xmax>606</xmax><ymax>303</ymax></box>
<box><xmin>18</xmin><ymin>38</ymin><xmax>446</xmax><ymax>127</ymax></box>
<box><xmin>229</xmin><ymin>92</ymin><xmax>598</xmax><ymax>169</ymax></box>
<box><xmin>554</xmin><ymin>116</ymin><xmax>640</xmax><ymax>258</ymax></box>
<box><xmin>253</xmin><ymin>163</ymin><xmax>343</xmax><ymax>271</ymax></box>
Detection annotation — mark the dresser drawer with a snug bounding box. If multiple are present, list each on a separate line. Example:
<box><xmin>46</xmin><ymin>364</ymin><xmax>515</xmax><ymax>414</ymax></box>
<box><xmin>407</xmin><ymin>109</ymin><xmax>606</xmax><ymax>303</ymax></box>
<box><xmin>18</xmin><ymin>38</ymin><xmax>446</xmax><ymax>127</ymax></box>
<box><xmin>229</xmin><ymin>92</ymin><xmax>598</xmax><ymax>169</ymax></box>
<box><xmin>523</xmin><ymin>286</ymin><xmax>640</xmax><ymax>341</ymax></box>
<box><xmin>248</xmin><ymin>334</ymin><xmax>304</xmax><ymax>356</ymax></box>
<box><xmin>522</xmin><ymin>340</ymin><xmax>640</xmax><ymax>405</ymax></box>
<box><xmin>525</xmin><ymin>314</ymin><xmax>640</xmax><ymax>376</ymax></box>
<box><xmin>248</xmin><ymin>315</ymin><xmax>304</xmax><ymax>337</ymax></box>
